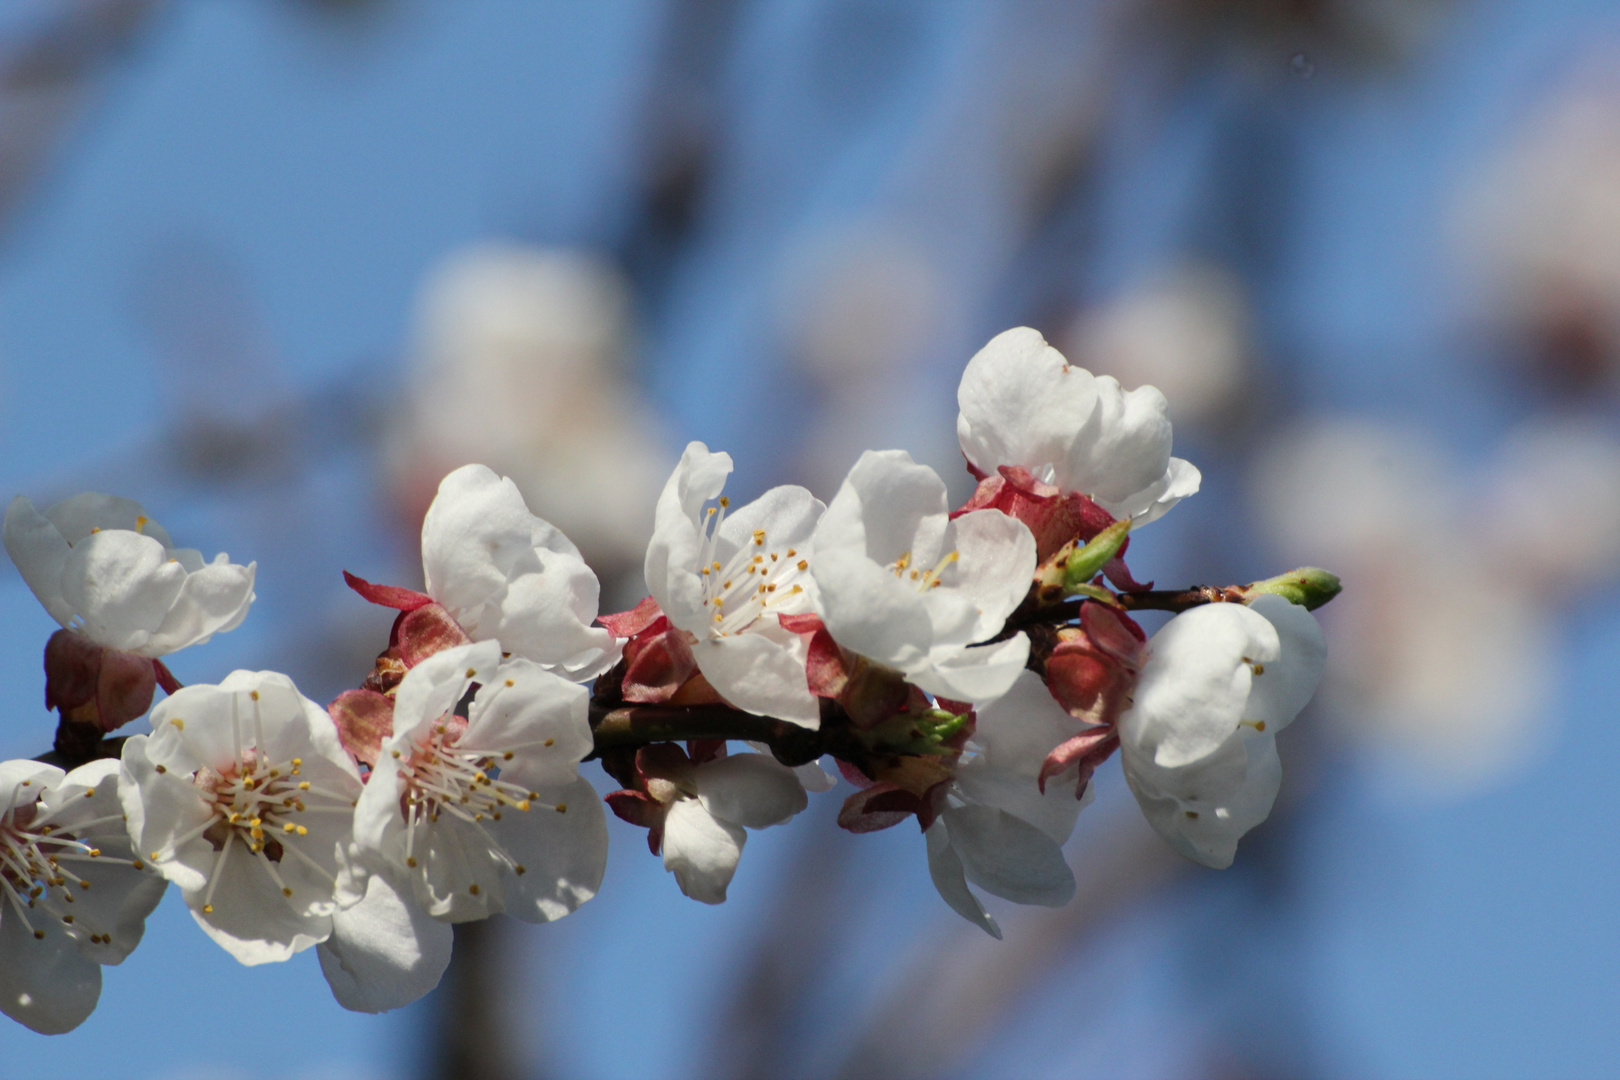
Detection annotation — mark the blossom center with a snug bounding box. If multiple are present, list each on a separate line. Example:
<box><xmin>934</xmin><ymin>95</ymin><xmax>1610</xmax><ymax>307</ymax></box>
<box><xmin>393</xmin><ymin>696</ymin><xmax>566</xmax><ymax>880</ymax></box>
<box><xmin>153</xmin><ymin>702</ymin><xmax>354</xmax><ymax>916</ymax></box>
<box><xmin>0</xmin><ymin>780</ymin><xmax>134</xmax><ymax>945</ymax></box>
<box><xmin>888</xmin><ymin>549</ymin><xmax>958</xmax><ymax>591</ymax></box>
<box><xmin>695</xmin><ymin>498</ymin><xmax>809</xmax><ymax>636</ymax></box>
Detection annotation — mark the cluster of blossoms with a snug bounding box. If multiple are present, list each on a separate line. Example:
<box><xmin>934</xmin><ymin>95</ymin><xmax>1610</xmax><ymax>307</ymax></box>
<box><xmin>0</xmin><ymin>326</ymin><xmax>1333</xmax><ymax>1033</ymax></box>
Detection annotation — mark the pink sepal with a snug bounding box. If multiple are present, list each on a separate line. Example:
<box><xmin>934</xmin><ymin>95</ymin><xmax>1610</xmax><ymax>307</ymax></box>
<box><xmin>153</xmin><ymin>658</ymin><xmax>183</xmax><ymax>695</ymax></box>
<box><xmin>394</xmin><ymin>603</ymin><xmax>473</xmax><ymax>668</ymax></box>
<box><xmin>328</xmin><ymin>688</ymin><xmax>396</xmax><ymax>768</ymax></box>
<box><xmin>604</xmin><ymin>789</ymin><xmax>667</xmax><ymax>854</ymax></box>
<box><xmin>953</xmin><ymin>466</ymin><xmax>1118</xmax><ymax>563</ymax></box>
<box><xmin>836</xmin><ymin>783</ymin><xmax>920</xmax><ymax>833</ymax></box>
<box><xmin>598</xmin><ymin>596</ymin><xmax>663</xmax><ymax>639</ymax></box>
<box><xmin>1045</xmin><ymin>602</ymin><xmax>1145</xmax><ymax>728</ymax></box>
<box><xmin>777</xmin><ymin>612</ymin><xmax>824</xmax><ymax>635</ymax></box>
<box><xmin>686</xmin><ymin>739</ymin><xmax>727</xmax><ymax>765</ymax></box>
<box><xmin>619</xmin><ymin>618</ymin><xmax>698</xmax><ymax>704</ymax></box>
<box><xmin>43</xmin><ymin>629</ymin><xmax>159</xmax><ymax>733</ymax></box>
<box><xmin>1038</xmin><ymin>727</ymin><xmax>1120</xmax><ymax>799</ymax></box>
<box><xmin>914</xmin><ymin>781</ymin><xmax>951</xmax><ymax>833</ymax></box>
<box><xmin>343</xmin><ymin>570</ymin><xmax>433</xmax><ymax>611</ymax></box>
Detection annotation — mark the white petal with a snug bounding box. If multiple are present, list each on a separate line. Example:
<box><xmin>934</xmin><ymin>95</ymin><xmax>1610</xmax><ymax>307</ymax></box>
<box><xmin>41</xmin><ymin>492</ymin><xmax>161</xmax><ymax>545</ymax></box>
<box><xmin>695</xmin><ymin>753</ymin><xmax>808</xmax><ymax>829</ymax></box>
<box><xmin>646</xmin><ymin>441</ymin><xmax>733</xmax><ymax>630</ymax></box>
<box><xmin>119</xmin><ymin>736</ymin><xmax>214</xmax><ymax>895</ymax></box>
<box><xmin>463</xmin><ymin>658</ymin><xmax>593</xmax><ymax>788</ymax></box>
<box><xmin>662</xmin><ymin>798</ymin><xmax>746</xmax><ymax>905</ymax></box>
<box><xmin>43</xmin><ymin>760</ymin><xmax>166</xmax><ymax>965</ymax></box>
<box><xmin>811</xmin><ymin>547</ymin><xmax>933</xmax><ymax>670</ymax></box>
<box><xmin>61</xmin><ymin>530</ymin><xmax>187</xmax><ymax>652</ymax></box>
<box><xmin>693</xmin><ymin>626</ymin><xmax>820</xmax><ymax>728</ymax></box>
<box><xmin>0</xmin><ymin>759</ymin><xmax>63</xmax><ymax>817</ymax></box>
<box><xmin>412</xmin><ymin>814</ymin><xmax>510</xmax><ymax>922</ymax></box>
<box><xmin>389</xmin><ymin>641</ymin><xmax>505</xmax><ymax>747</ymax></box>
<box><xmin>956</xmin><ymin>327</ymin><xmax>1097</xmax><ymax>486</ymax></box>
<box><xmin>3</xmin><ymin>496</ymin><xmax>74</xmax><ymax>627</ymax></box>
<box><xmin>816</xmin><ymin>449</ymin><xmax>950</xmax><ymax>567</ymax></box>
<box><xmin>744</xmin><ymin>743</ymin><xmax>837</xmax><ymax>792</ymax></box>
<box><xmin>319</xmin><ymin>870</ymin><xmax>452</xmax><ymax>1013</ymax></box>
<box><xmin>0</xmin><ymin>908</ymin><xmax>102</xmax><ymax>1034</ymax></box>
<box><xmin>942</xmin><ymin>509</ymin><xmax>1037</xmax><ymax>644</ymax></box>
<box><xmin>941</xmin><ymin>804</ymin><xmax>1075</xmax><ymax>907</ymax></box>
<box><xmin>421</xmin><ymin>464</ymin><xmax>617</xmax><ymax>680</ymax></box>
<box><xmin>907</xmin><ymin>634</ymin><xmax>1031</xmax><ymax>705</ymax></box>
<box><xmin>924</xmin><ymin>820</ymin><xmax>1001</xmax><ymax>939</ymax></box>
<box><xmin>1119</xmin><ymin>603</ymin><xmax>1280</xmax><ymax>769</ymax></box>
<box><xmin>969</xmin><ymin>670</ymin><xmax>1084</xmax><ymax>777</ymax></box>
<box><xmin>1122</xmin><ymin>456</ymin><xmax>1202</xmax><ymax>527</ymax></box>
<box><xmin>1064</xmin><ymin>377</ymin><xmax>1175</xmax><ymax>510</ymax></box>
<box><xmin>1124</xmin><ymin>731</ymin><xmax>1282</xmax><ymax>869</ymax></box>
<box><xmin>186</xmin><ymin>847</ymin><xmax>333</xmax><ymax>965</ymax></box>
<box><xmin>140</xmin><ymin>559</ymin><xmax>257</xmax><ymax>656</ymax></box>
<box><xmin>487</xmin><ymin>776</ymin><xmax>608</xmax><ymax>922</ymax></box>
<box><xmin>1244</xmin><ymin>594</ymin><xmax>1327</xmax><ymax>734</ymax></box>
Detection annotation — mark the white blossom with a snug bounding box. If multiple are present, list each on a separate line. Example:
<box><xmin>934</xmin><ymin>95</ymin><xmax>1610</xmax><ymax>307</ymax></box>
<box><xmin>925</xmin><ymin>672</ymin><xmax>1085</xmax><ymax>938</ymax></box>
<box><xmin>611</xmin><ymin>747</ymin><xmax>808</xmax><ymax>905</ymax></box>
<box><xmin>810</xmin><ymin>450</ymin><xmax>1035</xmax><ymax>704</ymax></box>
<box><xmin>4</xmin><ymin>493</ymin><xmax>255</xmax><ymax>657</ymax></box>
<box><xmin>0</xmin><ymin>759</ymin><xmax>165</xmax><ymax>1033</ymax></box>
<box><xmin>645</xmin><ymin>442</ymin><xmax>824</xmax><ymax>726</ymax></box>
<box><xmin>421</xmin><ymin>464</ymin><xmax>620</xmax><ymax>681</ymax></box>
<box><xmin>1118</xmin><ymin>595</ymin><xmax>1326</xmax><ymax>868</ymax></box>
<box><xmin>120</xmin><ymin>671</ymin><xmax>365</xmax><ymax>965</ymax></box>
<box><xmin>353</xmin><ymin>641</ymin><xmax>607</xmax><ymax>924</ymax></box>
<box><xmin>956</xmin><ymin>327</ymin><xmax>1200</xmax><ymax>525</ymax></box>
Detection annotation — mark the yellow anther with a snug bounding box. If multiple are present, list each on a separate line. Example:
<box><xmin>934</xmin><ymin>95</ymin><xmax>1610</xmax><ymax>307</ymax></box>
<box><xmin>391</xmin><ymin>750</ymin><xmax>402</xmax><ymax>759</ymax></box>
<box><xmin>515</xmin><ymin>865</ymin><xmax>527</xmax><ymax>875</ymax></box>
<box><xmin>203</xmin><ymin>904</ymin><xmax>214</xmax><ymax>914</ymax></box>
<box><xmin>32</xmin><ymin>930</ymin><xmax>43</xmax><ymax>940</ymax></box>
<box><xmin>555</xmin><ymin>803</ymin><xmax>568</xmax><ymax>814</ymax></box>
<box><xmin>753</xmin><ymin>530</ymin><xmax>765</xmax><ymax>545</ymax></box>
<box><xmin>291</xmin><ymin>758</ymin><xmax>302</xmax><ymax>767</ymax></box>
<box><xmin>281</xmin><ymin>887</ymin><xmax>293</xmax><ymax>898</ymax></box>
<box><xmin>719</xmin><ymin>496</ymin><xmax>730</xmax><ymax>508</ymax></box>
<box><xmin>786</xmin><ymin>548</ymin><xmax>797</xmax><ymax>557</ymax></box>
<box><xmin>770</xmin><ymin>553</ymin><xmax>779</xmax><ymax>562</ymax></box>
<box><xmin>797</xmin><ymin>560</ymin><xmax>808</xmax><ymax>571</ymax></box>
<box><xmin>766</xmin><ymin>584</ymin><xmax>777</xmax><ymax>592</ymax></box>
<box><xmin>283</xmin><ymin>823</ymin><xmax>296</xmax><ymax>833</ymax></box>
<box><xmin>170</xmin><ymin>719</ymin><xmax>184</xmax><ymax>730</ymax></box>
<box><xmin>83</xmin><ymin>789</ymin><xmax>95</xmax><ymax>799</ymax></box>
<box><xmin>712</xmin><ymin>561</ymin><xmax>722</xmax><ymax>571</ymax></box>
<box><xmin>543</xmin><ymin>738</ymin><xmax>554</xmax><ymax>747</ymax></box>
<box><xmin>706</xmin><ymin>506</ymin><xmax>716</xmax><ymax>515</ymax></box>
<box><xmin>517</xmin><ymin>800</ymin><xmax>531</xmax><ymax>811</ymax></box>
<box><xmin>466</xmin><ymin>667</ymin><xmax>477</xmax><ymax>678</ymax></box>
<box><xmin>505</xmin><ymin>679</ymin><xmax>515</xmax><ymax>687</ymax></box>
<box><xmin>298</xmin><ymin>781</ymin><xmax>310</xmax><ymax>791</ymax></box>
<box><xmin>250</xmin><ymin>691</ymin><xmax>259</xmax><ymax>701</ymax></box>
<box><xmin>503</xmin><ymin>751</ymin><xmax>515</xmax><ymax>759</ymax></box>
<box><xmin>406</xmin><ymin>857</ymin><xmax>417</xmax><ymax>868</ymax></box>
<box><xmin>87</xmin><ymin>848</ymin><xmax>100</xmax><ymax>858</ymax></box>
<box><xmin>136</xmin><ymin>515</ymin><xmax>148</xmax><ymax>530</ymax></box>
<box><xmin>468</xmin><ymin>884</ymin><xmax>480</xmax><ymax>896</ymax></box>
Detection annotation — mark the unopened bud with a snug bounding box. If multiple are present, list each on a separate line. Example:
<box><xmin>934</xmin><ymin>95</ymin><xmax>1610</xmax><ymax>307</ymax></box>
<box><xmin>1062</xmin><ymin>518</ymin><xmax>1132</xmax><ymax>590</ymax></box>
<box><xmin>1240</xmin><ymin>567</ymin><xmax>1342</xmax><ymax>610</ymax></box>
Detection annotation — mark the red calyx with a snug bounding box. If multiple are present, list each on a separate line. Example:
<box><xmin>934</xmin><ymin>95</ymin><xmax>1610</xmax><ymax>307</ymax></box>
<box><xmin>44</xmin><ymin>628</ymin><xmax>180</xmax><ymax>735</ymax></box>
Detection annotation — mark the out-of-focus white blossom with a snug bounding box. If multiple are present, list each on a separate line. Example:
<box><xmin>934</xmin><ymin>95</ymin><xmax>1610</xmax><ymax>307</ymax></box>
<box><xmin>1065</xmin><ymin>263</ymin><xmax>1249</xmax><ymax>426</ymax></box>
<box><xmin>4</xmin><ymin>493</ymin><xmax>255</xmax><ymax>657</ymax></box>
<box><xmin>956</xmin><ymin>327</ymin><xmax>1200</xmax><ymax>525</ymax></box>
<box><xmin>0</xmin><ymin>759</ymin><xmax>165</xmax><ymax>1034</ymax></box>
<box><xmin>1119</xmin><ymin>596</ymin><xmax>1325</xmax><ymax>868</ymax></box>
<box><xmin>353</xmin><ymin>641</ymin><xmax>606</xmax><ymax>926</ymax></box>
<box><xmin>644</xmin><ymin>442</ymin><xmax>824</xmax><ymax>726</ymax></box>
<box><xmin>811</xmin><ymin>450</ymin><xmax>1035</xmax><ymax>704</ymax></box>
<box><xmin>120</xmin><ymin>671</ymin><xmax>363</xmax><ymax>966</ymax></box>
<box><xmin>389</xmin><ymin>243</ymin><xmax>669</xmax><ymax>577</ymax></box>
